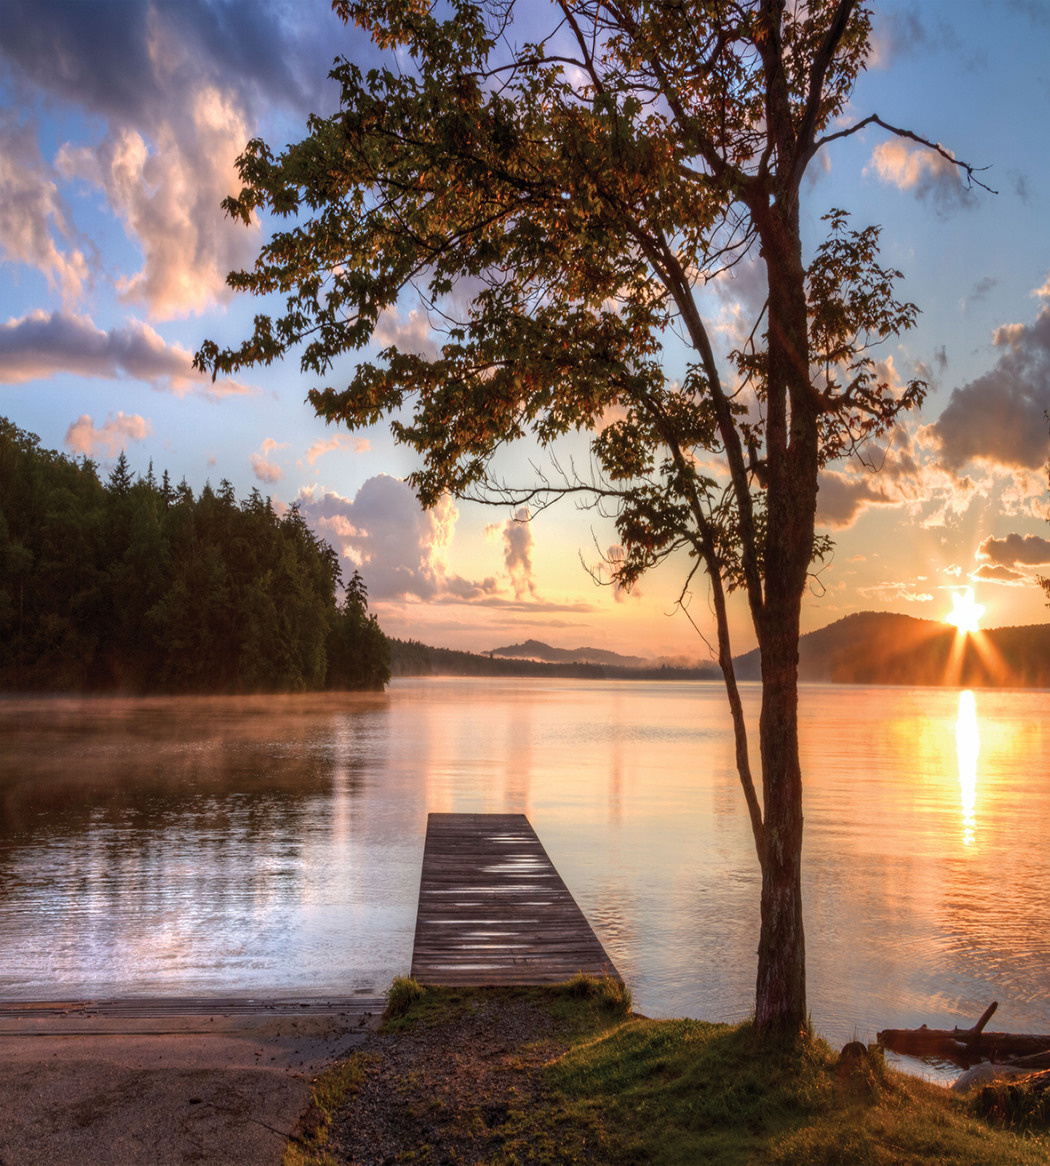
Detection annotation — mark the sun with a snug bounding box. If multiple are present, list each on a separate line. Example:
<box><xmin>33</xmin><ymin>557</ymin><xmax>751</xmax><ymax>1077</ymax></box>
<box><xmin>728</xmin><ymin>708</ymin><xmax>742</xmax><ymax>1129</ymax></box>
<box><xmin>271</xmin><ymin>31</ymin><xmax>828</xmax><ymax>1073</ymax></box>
<box><xmin>946</xmin><ymin>587</ymin><xmax>985</xmax><ymax>635</ymax></box>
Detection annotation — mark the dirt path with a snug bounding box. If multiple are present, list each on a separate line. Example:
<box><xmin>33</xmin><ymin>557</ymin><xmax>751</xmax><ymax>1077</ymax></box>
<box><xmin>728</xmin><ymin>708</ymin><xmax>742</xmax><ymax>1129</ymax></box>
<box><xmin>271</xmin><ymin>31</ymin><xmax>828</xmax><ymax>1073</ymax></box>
<box><xmin>320</xmin><ymin>993</ymin><xmax>583</xmax><ymax>1165</ymax></box>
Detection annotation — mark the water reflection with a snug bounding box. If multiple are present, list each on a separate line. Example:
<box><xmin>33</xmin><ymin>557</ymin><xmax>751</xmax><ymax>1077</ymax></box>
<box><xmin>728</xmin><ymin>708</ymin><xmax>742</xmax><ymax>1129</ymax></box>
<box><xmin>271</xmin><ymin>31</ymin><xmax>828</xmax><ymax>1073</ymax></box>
<box><xmin>956</xmin><ymin>690</ymin><xmax>979</xmax><ymax>846</ymax></box>
<box><xmin>2</xmin><ymin>683</ymin><xmax>1049</xmax><ymax>1056</ymax></box>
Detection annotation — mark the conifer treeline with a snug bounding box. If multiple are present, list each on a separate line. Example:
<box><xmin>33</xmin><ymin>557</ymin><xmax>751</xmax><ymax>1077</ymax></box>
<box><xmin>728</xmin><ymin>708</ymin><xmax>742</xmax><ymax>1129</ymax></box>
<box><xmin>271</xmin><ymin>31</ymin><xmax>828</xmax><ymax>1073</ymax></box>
<box><xmin>0</xmin><ymin>417</ymin><xmax>390</xmax><ymax>693</ymax></box>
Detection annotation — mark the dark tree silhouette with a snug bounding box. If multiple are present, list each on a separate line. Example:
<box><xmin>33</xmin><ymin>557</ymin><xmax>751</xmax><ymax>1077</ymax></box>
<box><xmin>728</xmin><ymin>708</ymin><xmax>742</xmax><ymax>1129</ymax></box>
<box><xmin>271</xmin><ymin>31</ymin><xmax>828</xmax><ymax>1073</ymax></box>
<box><xmin>0</xmin><ymin>417</ymin><xmax>389</xmax><ymax>693</ymax></box>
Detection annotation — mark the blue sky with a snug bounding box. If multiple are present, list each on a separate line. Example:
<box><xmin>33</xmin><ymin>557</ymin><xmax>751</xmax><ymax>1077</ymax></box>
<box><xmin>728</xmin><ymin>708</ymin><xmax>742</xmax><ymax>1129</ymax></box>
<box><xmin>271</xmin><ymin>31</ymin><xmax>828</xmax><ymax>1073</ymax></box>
<box><xmin>2</xmin><ymin>0</ymin><xmax>1048</xmax><ymax>659</ymax></box>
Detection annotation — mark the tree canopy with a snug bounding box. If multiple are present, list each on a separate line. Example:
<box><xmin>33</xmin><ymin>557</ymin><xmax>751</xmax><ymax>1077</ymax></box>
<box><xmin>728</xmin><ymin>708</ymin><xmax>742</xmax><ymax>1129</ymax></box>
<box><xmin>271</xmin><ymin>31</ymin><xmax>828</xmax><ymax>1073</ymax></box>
<box><xmin>198</xmin><ymin>0</ymin><xmax>982</xmax><ymax>1032</ymax></box>
<box><xmin>0</xmin><ymin>417</ymin><xmax>389</xmax><ymax>694</ymax></box>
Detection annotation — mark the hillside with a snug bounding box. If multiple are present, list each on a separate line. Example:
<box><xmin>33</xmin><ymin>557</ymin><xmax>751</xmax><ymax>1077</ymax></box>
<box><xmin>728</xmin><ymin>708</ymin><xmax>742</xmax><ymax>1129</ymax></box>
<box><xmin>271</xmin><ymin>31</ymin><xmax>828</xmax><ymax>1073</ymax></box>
<box><xmin>490</xmin><ymin>639</ymin><xmax>648</xmax><ymax>668</ymax></box>
<box><xmin>389</xmin><ymin>639</ymin><xmax>718</xmax><ymax>681</ymax></box>
<box><xmin>394</xmin><ymin>614</ymin><xmax>1050</xmax><ymax>687</ymax></box>
<box><xmin>733</xmin><ymin>611</ymin><xmax>1050</xmax><ymax>688</ymax></box>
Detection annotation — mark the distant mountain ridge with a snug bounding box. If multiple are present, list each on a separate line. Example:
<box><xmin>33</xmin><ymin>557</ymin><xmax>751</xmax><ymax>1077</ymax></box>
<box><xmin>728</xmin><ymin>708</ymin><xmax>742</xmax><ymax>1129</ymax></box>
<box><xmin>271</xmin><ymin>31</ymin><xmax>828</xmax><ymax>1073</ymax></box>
<box><xmin>392</xmin><ymin>613</ymin><xmax>1050</xmax><ymax>687</ymax></box>
<box><xmin>733</xmin><ymin>611</ymin><xmax>1050</xmax><ymax>688</ymax></box>
<box><xmin>389</xmin><ymin>637</ymin><xmax>717</xmax><ymax>680</ymax></box>
<box><xmin>489</xmin><ymin>639</ymin><xmax>649</xmax><ymax>668</ymax></box>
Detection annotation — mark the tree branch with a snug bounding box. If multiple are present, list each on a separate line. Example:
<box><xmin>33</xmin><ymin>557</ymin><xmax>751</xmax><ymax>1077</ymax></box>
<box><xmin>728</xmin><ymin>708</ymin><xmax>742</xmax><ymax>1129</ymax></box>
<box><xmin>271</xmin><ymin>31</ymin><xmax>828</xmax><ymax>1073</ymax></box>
<box><xmin>792</xmin><ymin>0</ymin><xmax>859</xmax><ymax>185</ymax></box>
<box><xmin>812</xmin><ymin>114</ymin><xmax>998</xmax><ymax>193</ymax></box>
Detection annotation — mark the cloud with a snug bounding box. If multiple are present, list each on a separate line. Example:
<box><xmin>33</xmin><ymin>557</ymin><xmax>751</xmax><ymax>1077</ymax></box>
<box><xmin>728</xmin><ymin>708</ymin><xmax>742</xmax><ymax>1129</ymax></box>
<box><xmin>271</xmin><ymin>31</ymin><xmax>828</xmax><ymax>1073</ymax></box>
<box><xmin>250</xmin><ymin>439</ymin><xmax>286</xmax><ymax>483</ymax></box>
<box><xmin>65</xmin><ymin>411</ymin><xmax>151</xmax><ymax>457</ymax></box>
<box><xmin>56</xmin><ymin>88</ymin><xmax>258</xmax><ymax>320</ymax></box>
<box><xmin>864</xmin><ymin>5</ymin><xmax>974</xmax><ymax>71</ymax></box>
<box><xmin>502</xmin><ymin>508</ymin><xmax>536</xmax><ymax>599</ymax></box>
<box><xmin>709</xmin><ymin>256</ymin><xmax>768</xmax><ymax>350</ymax></box>
<box><xmin>857</xmin><ymin>580</ymin><xmax>934</xmax><ymax>604</ymax></box>
<box><xmin>928</xmin><ymin>302</ymin><xmax>1050</xmax><ymax>471</ymax></box>
<box><xmin>0</xmin><ymin>115</ymin><xmax>91</xmax><ymax>301</ymax></box>
<box><xmin>815</xmin><ymin>423</ymin><xmax>1007</xmax><ymax>531</ymax></box>
<box><xmin>0</xmin><ymin>0</ymin><xmax>344</xmax><ymax>125</ymax></box>
<box><xmin>866</xmin><ymin>139</ymin><xmax>976</xmax><ymax>215</ymax></box>
<box><xmin>0</xmin><ymin>309</ymin><xmax>248</xmax><ymax>395</ymax></box>
<box><xmin>303</xmin><ymin>433</ymin><xmax>371</xmax><ymax>466</ymax></box>
<box><xmin>971</xmin><ymin>563</ymin><xmax>1030</xmax><ymax>585</ymax></box>
<box><xmin>372</xmin><ymin>306</ymin><xmax>439</xmax><ymax>359</ymax></box>
<box><xmin>298</xmin><ymin>475</ymin><xmax>499</xmax><ymax>603</ymax></box>
<box><xmin>1005</xmin><ymin>0</ymin><xmax>1050</xmax><ymax>28</ymax></box>
<box><xmin>962</xmin><ymin>276</ymin><xmax>999</xmax><ymax>311</ymax></box>
<box><xmin>867</xmin><ymin>6</ymin><xmax>935</xmax><ymax>69</ymax></box>
<box><xmin>816</xmin><ymin>469</ymin><xmax>896</xmax><ymax>529</ymax></box>
<box><xmin>0</xmin><ymin>0</ymin><xmax>351</xmax><ymax>319</ymax></box>
<box><xmin>978</xmin><ymin>533</ymin><xmax>1050</xmax><ymax>567</ymax></box>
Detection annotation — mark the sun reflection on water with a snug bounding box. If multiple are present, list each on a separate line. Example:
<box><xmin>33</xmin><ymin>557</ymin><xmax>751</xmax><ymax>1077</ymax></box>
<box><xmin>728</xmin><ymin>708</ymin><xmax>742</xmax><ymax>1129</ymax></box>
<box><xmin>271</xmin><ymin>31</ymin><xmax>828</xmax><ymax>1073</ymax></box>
<box><xmin>956</xmin><ymin>690</ymin><xmax>980</xmax><ymax>846</ymax></box>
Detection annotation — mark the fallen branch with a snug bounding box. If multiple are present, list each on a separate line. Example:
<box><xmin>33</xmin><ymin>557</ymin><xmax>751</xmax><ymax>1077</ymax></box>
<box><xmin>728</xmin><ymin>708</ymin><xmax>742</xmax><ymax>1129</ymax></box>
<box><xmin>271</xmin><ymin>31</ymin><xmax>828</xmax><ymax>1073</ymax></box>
<box><xmin>877</xmin><ymin>1002</ymin><xmax>1050</xmax><ymax>1065</ymax></box>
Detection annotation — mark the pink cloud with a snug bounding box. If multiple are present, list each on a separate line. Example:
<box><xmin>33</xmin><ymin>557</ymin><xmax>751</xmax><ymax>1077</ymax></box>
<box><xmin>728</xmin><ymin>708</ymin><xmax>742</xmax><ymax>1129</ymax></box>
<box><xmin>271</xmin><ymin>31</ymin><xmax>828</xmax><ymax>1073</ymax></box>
<box><xmin>303</xmin><ymin>433</ymin><xmax>370</xmax><ymax>466</ymax></box>
<box><xmin>0</xmin><ymin>115</ymin><xmax>91</xmax><ymax>302</ymax></box>
<box><xmin>65</xmin><ymin>411</ymin><xmax>151</xmax><ymax>457</ymax></box>
<box><xmin>866</xmin><ymin>139</ymin><xmax>975</xmax><ymax>215</ymax></box>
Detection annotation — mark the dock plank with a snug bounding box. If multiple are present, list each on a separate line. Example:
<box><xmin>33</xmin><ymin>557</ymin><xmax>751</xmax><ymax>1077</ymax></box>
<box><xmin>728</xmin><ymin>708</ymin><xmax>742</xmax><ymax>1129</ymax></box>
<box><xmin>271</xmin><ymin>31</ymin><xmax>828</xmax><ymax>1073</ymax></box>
<box><xmin>410</xmin><ymin>813</ymin><xmax>620</xmax><ymax>986</ymax></box>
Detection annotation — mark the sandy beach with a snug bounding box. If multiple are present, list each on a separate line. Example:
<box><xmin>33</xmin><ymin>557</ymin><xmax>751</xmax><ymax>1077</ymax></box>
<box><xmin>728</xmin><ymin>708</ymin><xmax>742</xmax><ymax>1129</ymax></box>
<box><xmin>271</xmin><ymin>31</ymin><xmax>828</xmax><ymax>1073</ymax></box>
<box><xmin>0</xmin><ymin>999</ymin><xmax>381</xmax><ymax>1166</ymax></box>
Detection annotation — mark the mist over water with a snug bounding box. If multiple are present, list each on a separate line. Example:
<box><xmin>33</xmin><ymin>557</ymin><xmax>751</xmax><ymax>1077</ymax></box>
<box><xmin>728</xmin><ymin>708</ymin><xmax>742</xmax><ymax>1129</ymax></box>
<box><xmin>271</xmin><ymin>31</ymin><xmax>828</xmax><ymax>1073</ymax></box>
<box><xmin>2</xmin><ymin>681</ymin><xmax>1048</xmax><ymax>1060</ymax></box>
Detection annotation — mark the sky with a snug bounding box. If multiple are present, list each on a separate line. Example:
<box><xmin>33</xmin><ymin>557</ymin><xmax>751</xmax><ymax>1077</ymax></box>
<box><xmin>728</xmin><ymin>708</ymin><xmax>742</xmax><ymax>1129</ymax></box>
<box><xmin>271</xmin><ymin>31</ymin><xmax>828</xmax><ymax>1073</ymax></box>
<box><xmin>2</xmin><ymin>0</ymin><xmax>1049</xmax><ymax>662</ymax></box>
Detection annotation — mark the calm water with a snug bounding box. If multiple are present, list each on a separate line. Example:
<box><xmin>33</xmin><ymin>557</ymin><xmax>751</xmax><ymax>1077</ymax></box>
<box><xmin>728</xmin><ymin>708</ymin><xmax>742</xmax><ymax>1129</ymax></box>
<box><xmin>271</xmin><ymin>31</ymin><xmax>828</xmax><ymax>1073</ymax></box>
<box><xmin>2</xmin><ymin>679</ymin><xmax>1048</xmax><ymax>1059</ymax></box>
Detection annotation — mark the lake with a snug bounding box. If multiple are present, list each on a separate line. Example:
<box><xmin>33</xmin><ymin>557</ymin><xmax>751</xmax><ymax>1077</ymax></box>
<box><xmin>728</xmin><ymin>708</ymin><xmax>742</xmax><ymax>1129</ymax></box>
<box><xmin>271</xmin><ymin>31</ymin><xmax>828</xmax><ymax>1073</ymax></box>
<box><xmin>2</xmin><ymin>679</ymin><xmax>1048</xmax><ymax>1067</ymax></box>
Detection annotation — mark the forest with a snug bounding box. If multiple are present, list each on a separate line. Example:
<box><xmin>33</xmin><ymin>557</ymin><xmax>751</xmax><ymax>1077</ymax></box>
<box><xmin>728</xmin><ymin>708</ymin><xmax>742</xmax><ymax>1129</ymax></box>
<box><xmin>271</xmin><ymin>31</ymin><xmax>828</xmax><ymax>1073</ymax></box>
<box><xmin>0</xmin><ymin>417</ymin><xmax>389</xmax><ymax>694</ymax></box>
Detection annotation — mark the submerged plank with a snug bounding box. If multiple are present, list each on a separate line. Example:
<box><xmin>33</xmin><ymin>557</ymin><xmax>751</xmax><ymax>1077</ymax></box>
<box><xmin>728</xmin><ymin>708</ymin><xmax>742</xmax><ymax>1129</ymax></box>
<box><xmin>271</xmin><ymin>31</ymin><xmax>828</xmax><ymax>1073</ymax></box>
<box><xmin>410</xmin><ymin>812</ymin><xmax>620</xmax><ymax>986</ymax></box>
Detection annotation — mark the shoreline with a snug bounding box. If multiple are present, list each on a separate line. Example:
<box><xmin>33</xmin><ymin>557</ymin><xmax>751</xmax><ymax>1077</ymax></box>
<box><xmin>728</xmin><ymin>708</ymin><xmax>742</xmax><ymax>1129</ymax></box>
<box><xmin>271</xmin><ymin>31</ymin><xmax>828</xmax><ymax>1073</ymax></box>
<box><xmin>2</xmin><ymin>987</ymin><xmax>1045</xmax><ymax>1165</ymax></box>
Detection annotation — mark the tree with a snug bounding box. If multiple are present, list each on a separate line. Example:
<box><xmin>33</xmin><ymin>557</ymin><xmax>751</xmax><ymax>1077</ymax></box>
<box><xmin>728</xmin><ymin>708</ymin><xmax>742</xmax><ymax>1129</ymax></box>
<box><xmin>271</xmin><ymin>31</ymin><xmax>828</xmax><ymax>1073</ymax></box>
<box><xmin>326</xmin><ymin>569</ymin><xmax>392</xmax><ymax>690</ymax></box>
<box><xmin>1041</xmin><ymin>433</ymin><xmax>1049</xmax><ymax>606</ymax></box>
<box><xmin>197</xmin><ymin>0</ymin><xmax>985</xmax><ymax>1034</ymax></box>
<box><xmin>0</xmin><ymin>418</ymin><xmax>390</xmax><ymax>695</ymax></box>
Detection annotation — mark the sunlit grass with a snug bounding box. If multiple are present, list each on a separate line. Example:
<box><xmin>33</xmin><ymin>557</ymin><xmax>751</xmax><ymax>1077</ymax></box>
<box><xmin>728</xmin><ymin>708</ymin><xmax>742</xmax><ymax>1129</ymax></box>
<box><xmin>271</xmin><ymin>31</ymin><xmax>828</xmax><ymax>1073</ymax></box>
<box><xmin>297</xmin><ymin>983</ymin><xmax>1048</xmax><ymax>1165</ymax></box>
<box><xmin>545</xmin><ymin>1017</ymin><xmax>1048</xmax><ymax>1164</ymax></box>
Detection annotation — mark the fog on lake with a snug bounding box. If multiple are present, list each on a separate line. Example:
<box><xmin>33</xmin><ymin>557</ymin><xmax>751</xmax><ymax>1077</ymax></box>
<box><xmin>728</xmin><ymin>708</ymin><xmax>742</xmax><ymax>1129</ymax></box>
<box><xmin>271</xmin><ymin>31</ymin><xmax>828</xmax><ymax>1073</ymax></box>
<box><xmin>2</xmin><ymin>679</ymin><xmax>1048</xmax><ymax>1062</ymax></box>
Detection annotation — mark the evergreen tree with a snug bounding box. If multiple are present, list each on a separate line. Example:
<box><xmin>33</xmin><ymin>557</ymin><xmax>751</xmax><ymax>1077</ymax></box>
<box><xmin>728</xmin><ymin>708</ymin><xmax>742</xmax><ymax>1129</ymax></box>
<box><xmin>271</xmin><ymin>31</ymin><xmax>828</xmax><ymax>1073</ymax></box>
<box><xmin>0</xmin><ymin>417</ymin><xmax>389</xmax><ymax>694</ymax></box>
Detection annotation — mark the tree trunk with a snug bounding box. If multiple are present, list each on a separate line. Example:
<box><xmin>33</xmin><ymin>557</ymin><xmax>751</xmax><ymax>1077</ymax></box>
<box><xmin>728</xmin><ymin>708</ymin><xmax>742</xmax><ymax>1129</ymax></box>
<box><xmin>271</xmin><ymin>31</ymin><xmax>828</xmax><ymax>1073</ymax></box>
<box><xmin>752</xmin><ymin>200</ymin><xmax>817</xmax><ymax>1036</ymax></box>
<box><xmin>754</xmin><ymin>606</ymin><xmax>807</xmax><ymax>1034</ymax></box>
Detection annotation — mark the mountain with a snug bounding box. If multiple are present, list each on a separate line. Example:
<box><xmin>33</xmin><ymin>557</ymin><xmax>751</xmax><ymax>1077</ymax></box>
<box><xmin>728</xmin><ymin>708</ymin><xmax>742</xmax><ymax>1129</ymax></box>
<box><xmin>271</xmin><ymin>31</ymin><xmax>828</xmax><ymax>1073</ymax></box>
<box><xmin>733</xmin><ymin>611</ymin><xmax>1050</xmax><ymax>688</ymax></box>
<box><xmin>489</xmin><ymin>639</ymin><xmax>649</xmax><ymax>668</ymax></box>
<box><xmin>389</xmin><ymin>638</ymin><xmax>718</xmax><ymax>680</ymax></box>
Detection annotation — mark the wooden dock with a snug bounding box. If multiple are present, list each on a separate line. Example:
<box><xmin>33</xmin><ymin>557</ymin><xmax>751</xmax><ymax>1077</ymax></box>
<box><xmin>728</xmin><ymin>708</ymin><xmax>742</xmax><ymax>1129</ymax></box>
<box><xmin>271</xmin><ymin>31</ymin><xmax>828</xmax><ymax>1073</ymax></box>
<box><xmin>410</xmin><ymin>813</ymin><xmax>620</xmax><ymax>986</ymax></box>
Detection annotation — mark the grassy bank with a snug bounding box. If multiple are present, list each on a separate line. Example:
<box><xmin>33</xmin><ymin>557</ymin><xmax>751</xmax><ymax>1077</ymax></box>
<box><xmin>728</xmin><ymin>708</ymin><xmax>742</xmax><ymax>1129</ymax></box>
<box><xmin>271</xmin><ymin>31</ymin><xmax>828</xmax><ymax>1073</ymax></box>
<box><xmin>285</xmin><ymin>977</ymin><xmax>1049</xmax><ymax>1165</ymax></box>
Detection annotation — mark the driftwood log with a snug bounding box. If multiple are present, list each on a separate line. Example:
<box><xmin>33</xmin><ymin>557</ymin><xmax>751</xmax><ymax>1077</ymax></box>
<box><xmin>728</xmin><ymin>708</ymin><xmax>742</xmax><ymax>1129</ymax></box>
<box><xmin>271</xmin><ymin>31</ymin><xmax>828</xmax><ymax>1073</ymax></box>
<box><xmin>877</xmin><ymin>1002</ymin><xmax>1050</xmax><ymax>1066</ymax></box>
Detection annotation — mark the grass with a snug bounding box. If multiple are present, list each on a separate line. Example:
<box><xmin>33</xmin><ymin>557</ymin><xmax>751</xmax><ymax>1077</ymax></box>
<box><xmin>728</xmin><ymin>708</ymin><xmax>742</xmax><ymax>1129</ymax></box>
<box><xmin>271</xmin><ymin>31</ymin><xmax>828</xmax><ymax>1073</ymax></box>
<box><xmin>541</xmin><ymin>1017</ymin><xmax>1049</xmax><ymax>1164</ymax></box>
<box><xmin>384</xmin><ymin>974</ymin><xmax>428</xmax><ymax>1021</ymax></box>
<box><xmin>286</xmin><ymin>978</ymin><xmax>1050</xmax><ymax>1165</ymax></box>
<box><xmin>281</xmin><ymin>1055</ymin><xmax>372</xmax><ymax>1166</ymax></box>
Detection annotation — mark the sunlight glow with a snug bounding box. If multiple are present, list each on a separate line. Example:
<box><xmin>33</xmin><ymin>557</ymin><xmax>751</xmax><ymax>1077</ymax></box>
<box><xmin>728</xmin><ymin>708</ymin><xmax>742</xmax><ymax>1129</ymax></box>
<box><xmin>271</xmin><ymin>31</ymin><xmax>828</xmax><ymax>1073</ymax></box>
<box><xmin>956</xmin><ymin>690</ymin><xmax>980</xmax><ymax>847</ymax></box>
<box><xmin>946</xmin><ymin>588</ymin><xmax>985</xmax><ymax>635</ymax></box>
